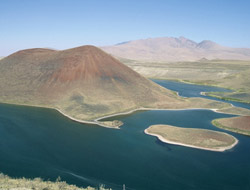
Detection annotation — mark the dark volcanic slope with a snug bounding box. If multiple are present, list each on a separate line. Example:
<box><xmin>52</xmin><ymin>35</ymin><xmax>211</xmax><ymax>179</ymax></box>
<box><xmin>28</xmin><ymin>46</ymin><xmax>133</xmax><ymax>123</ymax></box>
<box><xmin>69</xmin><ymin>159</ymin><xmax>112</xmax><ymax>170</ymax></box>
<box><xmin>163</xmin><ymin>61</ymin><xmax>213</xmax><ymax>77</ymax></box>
<box><xmin>0</xmin><ymin>45</ymin><xmax>182</xmax><ymax>120</ymax></box>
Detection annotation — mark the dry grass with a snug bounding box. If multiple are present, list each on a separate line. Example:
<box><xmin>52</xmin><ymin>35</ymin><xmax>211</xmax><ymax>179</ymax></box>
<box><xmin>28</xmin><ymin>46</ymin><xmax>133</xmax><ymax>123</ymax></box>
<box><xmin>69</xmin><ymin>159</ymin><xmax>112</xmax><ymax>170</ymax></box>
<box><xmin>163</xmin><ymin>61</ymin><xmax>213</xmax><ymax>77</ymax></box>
<box><xmin>146</xmin><ymin>124</ymin><xmax>237</xmax><ymax>151</ymax></box>
<box><xmin>0</xmin><ymin>173</ymin><xmax>110</xmax><ymax>190</ymax></box>
<box><xmin>123</xmin><ymin>59</ymin><xmax>250</xmax><ymax>103</ymax></box>
<box><xmin>0</xmin><ymin>46</ymin><xmax>183</xmax><ymax>122</ymax></box>
<box><xmin>0</xmin><ymin>47</ymin><xmax>249</xmax><ymax>123</ymax></box>
<box><xmin>212</xmin><ymin>116</ymin><xmax>250</xmax><ymax>136</ymax></box>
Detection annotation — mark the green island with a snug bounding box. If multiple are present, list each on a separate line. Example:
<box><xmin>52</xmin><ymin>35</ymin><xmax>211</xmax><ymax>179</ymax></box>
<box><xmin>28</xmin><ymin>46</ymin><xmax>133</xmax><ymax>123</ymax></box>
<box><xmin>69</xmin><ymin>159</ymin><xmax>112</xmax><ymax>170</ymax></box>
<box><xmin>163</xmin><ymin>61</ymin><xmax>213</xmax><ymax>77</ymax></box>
<box><xmin>145</xmin><ymin>124</ymin><xmax>238</xmax><ymax>151</ymax></box>
<box><xmin>212</xmin><ymin>116</ymin><xmax>250</xmax><ymax>136</ymax></box>
<box><xmin>0</xmin><ymin>173</ymin><xmax>110</xmax><ymax>190</ymax></box>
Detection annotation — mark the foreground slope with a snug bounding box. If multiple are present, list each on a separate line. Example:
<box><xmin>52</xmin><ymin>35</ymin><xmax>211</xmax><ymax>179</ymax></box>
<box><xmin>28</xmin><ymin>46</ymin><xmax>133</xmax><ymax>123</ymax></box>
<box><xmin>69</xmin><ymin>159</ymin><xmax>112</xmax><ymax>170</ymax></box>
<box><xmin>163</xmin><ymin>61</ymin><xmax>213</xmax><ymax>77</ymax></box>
<box><xmin>0</xmin><ymin>173</ymin><xmax>110</xmax><ymax>190</ymax></box>
<box><xmin>102</xmin><ymin>37</ymin><xmax>250</xmax><ymax>62</ymax></box>
<box><xmin>0</xmin><ymin>46</ymin><xmax>183</xmax><ymax>121</ymax></box>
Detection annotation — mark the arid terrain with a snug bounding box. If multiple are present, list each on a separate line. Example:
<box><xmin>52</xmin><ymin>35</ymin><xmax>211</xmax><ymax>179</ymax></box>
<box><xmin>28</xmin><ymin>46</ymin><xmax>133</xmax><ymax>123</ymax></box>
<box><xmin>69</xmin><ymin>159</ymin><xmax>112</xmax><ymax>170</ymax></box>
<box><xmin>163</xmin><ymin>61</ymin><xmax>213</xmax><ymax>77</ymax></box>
<box><xmin>0</xmin><ymin>173</ymin><xmax>109</xmax><ymax>190</ymax></box>
<box><xmin>0</xmin><ymin>46</ymin><xmax>184</xmax><ymax>122</ymax></box>
<box><xmin>1</xmin><ymin>45</ymin><xmax>249</xmax><ymax>124</ymax></box>
<box><xmin>121</xmin><ymin>59</ymin><xmax>250</xmax><ymax>103</ymax></box>
<box><xmin>1</xmin><ymin>1</ymin><xmax>250</xmax><ymax>189</ymax></box>
<box><xmin>102</xmin><ymin>37</ymin><xmax>250</xmax><ymax>104</ymax></box>
<box><xmin>145</xmin><ymin>124</ymin><xmax>238</xmax><ymax>151</ymax></box>
<box><xmin>102</xmin><ymin>37</ymin><xmax>250</xmax><ymax>62</ymax></box>
<box><xmin>212</xmin><ymin>116</ymin><xmax>250</xmax><ymax>136</ymax></box>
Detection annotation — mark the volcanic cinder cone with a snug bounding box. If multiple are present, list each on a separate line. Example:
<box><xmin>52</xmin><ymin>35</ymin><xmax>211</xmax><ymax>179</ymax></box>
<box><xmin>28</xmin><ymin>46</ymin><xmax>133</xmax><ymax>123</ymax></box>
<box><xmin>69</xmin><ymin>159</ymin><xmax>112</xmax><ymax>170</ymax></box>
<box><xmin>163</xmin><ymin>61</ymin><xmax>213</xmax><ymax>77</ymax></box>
<box><xmin>0</xmin><ymin>45</ymin><xmax>182</xmax><ymax>121</ymax></box>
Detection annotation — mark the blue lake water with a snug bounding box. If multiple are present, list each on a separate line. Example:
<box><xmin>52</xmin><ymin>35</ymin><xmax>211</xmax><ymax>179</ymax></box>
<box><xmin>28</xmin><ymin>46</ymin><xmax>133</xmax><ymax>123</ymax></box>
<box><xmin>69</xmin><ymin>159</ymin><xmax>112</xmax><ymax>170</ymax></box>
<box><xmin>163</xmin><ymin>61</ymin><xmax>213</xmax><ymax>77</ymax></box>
<box><xmin>0</xmin><ymin>80</ymin><xmax>250</xmax><ymax>190</ymax></box>
<box><xmin>153</xmin><ymin>79</ymin><xmax>250</xmax><ymax>109</ymax></box>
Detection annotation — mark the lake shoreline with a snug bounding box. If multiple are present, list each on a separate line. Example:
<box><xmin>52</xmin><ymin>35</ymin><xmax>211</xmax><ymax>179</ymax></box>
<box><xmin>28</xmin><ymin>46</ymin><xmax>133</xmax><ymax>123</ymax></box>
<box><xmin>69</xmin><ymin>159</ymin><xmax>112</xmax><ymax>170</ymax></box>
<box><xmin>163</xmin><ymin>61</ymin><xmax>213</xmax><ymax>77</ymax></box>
<box><xmin>144</xmin><ymin>128</ymin><xmax>239</xmax><ymax>152</ymax></box>
<box><xmin>0</xmin><ymin>101</ymin><xmax>239</xmax><ymax>129</ymax></box>
<box><xmin>59</xmin><ymin>107</ymin><xmax>233</xmax><ymax>129</ymax></box>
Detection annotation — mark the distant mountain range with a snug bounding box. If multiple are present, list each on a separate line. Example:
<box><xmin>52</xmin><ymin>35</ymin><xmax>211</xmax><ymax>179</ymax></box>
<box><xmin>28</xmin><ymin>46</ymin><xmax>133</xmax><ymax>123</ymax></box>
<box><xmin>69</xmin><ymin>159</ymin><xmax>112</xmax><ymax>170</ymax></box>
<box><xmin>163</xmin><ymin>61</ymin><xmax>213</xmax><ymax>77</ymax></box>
<box><xmin>101</xmin><ymin>37</ymin><xmax>250</xmax><ymax>62</ymax></box>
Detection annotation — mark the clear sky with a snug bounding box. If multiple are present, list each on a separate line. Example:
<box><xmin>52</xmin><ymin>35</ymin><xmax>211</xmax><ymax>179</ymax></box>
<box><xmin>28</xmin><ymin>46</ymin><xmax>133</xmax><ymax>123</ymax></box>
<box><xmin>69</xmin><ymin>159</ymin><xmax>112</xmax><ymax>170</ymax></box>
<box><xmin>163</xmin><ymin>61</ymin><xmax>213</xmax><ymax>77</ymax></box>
<box><xmin>1</xmin><ymin>0</ymin><xmax>250</xmax><ymax>56</ymax></box>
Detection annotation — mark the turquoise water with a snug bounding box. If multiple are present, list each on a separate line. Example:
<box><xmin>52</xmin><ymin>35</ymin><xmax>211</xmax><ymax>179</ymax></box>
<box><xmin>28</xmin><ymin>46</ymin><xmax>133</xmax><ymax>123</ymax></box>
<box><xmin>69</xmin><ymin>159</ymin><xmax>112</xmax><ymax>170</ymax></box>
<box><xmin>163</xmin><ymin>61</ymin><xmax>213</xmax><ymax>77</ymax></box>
<box><xmin>0</xmin><ymin>81</ymin><xmax>250</xmax><ymax>190</ymax></box>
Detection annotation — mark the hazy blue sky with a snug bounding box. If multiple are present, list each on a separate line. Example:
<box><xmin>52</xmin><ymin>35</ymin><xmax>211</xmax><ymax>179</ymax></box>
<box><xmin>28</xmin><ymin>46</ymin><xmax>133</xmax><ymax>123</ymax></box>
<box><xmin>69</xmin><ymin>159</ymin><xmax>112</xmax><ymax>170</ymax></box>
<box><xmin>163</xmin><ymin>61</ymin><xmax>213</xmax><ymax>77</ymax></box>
<box><xmin>1</xmin><ymin>0</ymin><xmax>250</xmax><ymax>55</ymax></box>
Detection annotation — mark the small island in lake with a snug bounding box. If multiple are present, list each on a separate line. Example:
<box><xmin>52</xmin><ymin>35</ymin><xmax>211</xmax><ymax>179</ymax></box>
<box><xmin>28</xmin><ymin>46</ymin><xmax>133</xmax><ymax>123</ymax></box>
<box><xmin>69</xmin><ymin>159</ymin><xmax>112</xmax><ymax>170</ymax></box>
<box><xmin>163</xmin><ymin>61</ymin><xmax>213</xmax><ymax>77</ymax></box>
<box><xmin>145</xmin><ymin>124</ymin><xmax>238</xmax><ymax>151</ymax></box>
<box><xmin>97</xmin><ymin>120</ymin><xmax>124</xmax><ymax>129</ymax></box>
<box><xmin>212</xmin><ymin>116</ymin><xmax>250</xmax><ymax>136</ymax></box>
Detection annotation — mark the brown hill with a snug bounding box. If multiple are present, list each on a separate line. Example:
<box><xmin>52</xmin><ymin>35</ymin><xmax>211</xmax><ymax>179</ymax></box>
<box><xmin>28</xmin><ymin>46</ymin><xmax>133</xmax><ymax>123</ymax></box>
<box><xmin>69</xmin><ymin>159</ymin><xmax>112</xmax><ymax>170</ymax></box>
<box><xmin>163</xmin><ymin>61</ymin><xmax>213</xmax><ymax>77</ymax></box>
<box><xmin>0</xmin><ymin>45</ymin><xmax>183</xmax><ymax>121</ymax></box>
<box><xmin>101</xmin><ymin>37</ymin><xmax>250</xmax><ymax>62</ymax></box>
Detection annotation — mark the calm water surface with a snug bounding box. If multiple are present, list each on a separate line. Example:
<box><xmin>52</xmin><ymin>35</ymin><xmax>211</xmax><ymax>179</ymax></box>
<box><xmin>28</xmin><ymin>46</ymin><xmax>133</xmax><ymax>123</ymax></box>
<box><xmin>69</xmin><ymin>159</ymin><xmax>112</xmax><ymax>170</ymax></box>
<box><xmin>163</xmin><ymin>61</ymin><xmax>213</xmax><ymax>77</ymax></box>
<box><xmin>153</xmin><ymin>79</ymin><xmax>250</xmax><ymax>109</ymax></box>
<box><xmin>0</xmin><ymin>81</ymin><xmax>250</xmax><ymax>190</ymax></box>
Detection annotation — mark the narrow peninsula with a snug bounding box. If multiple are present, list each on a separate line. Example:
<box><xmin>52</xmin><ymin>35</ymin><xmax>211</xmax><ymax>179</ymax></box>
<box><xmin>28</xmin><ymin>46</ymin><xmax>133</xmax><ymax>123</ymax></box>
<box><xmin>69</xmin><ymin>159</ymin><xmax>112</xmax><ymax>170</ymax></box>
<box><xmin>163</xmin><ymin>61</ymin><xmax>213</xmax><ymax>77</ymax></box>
<box><xmin>145</xmin><ymin>124</ymin><xmax>238</xmax><ymax>152</ymax></box>
<box><xmin>212</xmin><ymin>116</ymin><xmax>250</xmax><ymax>136</ymax></box>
